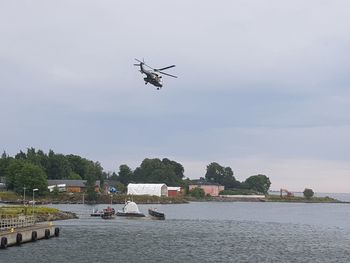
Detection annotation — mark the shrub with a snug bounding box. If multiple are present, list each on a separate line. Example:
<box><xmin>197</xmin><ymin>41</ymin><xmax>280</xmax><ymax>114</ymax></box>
<box><xmin>303</xmin><ymin>188</ymin><xmax>314</xmax><ymax>200</ymax></box>
<box><xmin>189</xmin><ymin>187</ymin><xmax>205</xmax><ymax>198</ymax></box>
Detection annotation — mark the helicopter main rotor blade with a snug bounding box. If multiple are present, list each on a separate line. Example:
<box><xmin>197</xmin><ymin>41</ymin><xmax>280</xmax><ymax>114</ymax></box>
<box><xmin>134</xmin><ymin>58</ymin><xmax>154</xmax><ymax>70</ymax></box>
<box><xmin>135</xmin><ymin>58</ymin><xmax>143</xmax><ymax>63</ymax></box>
<box><xmin>155</xmin><ymin>65</ymin><xmax>176</xmax><ymax>71</ymax></box>
<box><xmin>158</xmin><ymin>71</ymin><xmax>178</xmax><ymax>78</ymax></box>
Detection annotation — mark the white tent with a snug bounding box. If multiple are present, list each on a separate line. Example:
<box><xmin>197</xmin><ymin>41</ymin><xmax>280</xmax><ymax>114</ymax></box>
<box><xmin>127</xmin><ymin>183</ymin><xmax>168</xmax><ymax>197</ymax></box>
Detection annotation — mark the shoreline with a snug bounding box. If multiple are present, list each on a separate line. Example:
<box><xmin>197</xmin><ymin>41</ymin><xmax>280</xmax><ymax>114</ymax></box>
<box><xmin>1</xmin><ymin>199</ymin><xmax>348</xmax><ymax>205</ymax></box>
<box><xmin>0</xmin><ymin>205</ymin><xmax>78</xmax><ymax>222</ymax></box>
<box><xmin>35</xmin><ymin>210</ymin><xmax>78</xmax><ymax>222</ymax></box>
<box><xmin>1</xmin><ymin>193</ymin><xmax>349</xmax><ymax>205</ymax></box>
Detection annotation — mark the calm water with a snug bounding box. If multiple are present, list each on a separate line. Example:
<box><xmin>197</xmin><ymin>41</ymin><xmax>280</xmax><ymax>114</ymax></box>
<box><xmin>1</xmin><ymin>202</ymin><xmax>350</xmax><ymax>263</ymax></box>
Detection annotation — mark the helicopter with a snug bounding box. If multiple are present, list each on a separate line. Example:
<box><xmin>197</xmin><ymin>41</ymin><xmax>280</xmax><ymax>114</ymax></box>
<box><xmin>134</xmin><ymin>59</ymin><xmax>177</xmax><ymax>90</ymax></box>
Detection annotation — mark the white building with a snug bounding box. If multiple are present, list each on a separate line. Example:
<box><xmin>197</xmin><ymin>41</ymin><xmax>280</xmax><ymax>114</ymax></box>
<box><xmin>127</xmin><ymin>183</ymin><xmax>168</xmax><ymax>197</ymax></box>
<box><xmin>47</xmin><ymin>183</ymin><xmax>66</xmax><ymax>192</ymax></box>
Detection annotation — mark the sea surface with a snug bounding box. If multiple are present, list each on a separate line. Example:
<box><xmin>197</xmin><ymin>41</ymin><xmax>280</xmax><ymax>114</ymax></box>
<box><xmin>1</xmin><ymin>201</ymin><xmax>350</xmax><ymax>263</ymax></box>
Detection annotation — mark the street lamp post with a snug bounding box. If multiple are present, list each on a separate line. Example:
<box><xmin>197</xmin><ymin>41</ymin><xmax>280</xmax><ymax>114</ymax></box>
<box><xmin>32</xmin><ymin>188</ymin><xmax>38</xmax><ymax>219</ymax></box>
<box><xmin>23</xmin><ymin>186</ymin><xmax>26</xmax><ymax>205</ymax></box>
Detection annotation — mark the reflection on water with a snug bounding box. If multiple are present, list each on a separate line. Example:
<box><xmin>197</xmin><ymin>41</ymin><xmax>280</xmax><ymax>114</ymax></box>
<box><xmin>2</xmin><ymin>202</ymin><xmax>350</xmax><ymax>263</ymax></box>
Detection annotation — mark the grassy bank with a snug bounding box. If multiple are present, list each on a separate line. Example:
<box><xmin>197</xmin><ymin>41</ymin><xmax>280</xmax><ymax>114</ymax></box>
<box><xmin>0</xmin><ymin>191</ymin><xmax>19</xmax><ymax>201</ymax></box>
<box><xmin>0</xmin><ymin>205</ymin><xmax>59</xmax><ymax>216</ymax></box>
<box><xmin>0</xmin><ymin>205</ymin><xmax>78</xmax><ymax>222</ymax></box>
<box><xmin>266</xmin><ymin>195</ymin><xmax>342</xmax><ymax>203</ymax></box>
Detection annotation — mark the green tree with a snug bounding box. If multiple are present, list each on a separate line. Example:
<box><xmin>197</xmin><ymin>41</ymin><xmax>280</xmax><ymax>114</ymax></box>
<box><xmin>46</xmin><ymin>151</ymin><xmax>72</xmax><ymax>179</ymax></box>
<box><xmin>2</xmin><ymin>149</ymin><xmax>110</xmax><ymax>197</ymax></box>
<box><xmin>303</xmin><ymin>188</ymin><xmax>314</xmax><ymax>200</ymax></box>
<box><xmin>5</xmin><ymin>158</ymin><xmax>25</xmax><ymax>190</ymax></box>
<box><xmin>67</xmin><ymin>172</ymin><xmax>82</xmax><ymax>180</ymax></box>
<box><xmin>1</xmin><ymin>151</ymin><xmax>7</xmax><ymax>159</ymax></box>
<box><xmin>115</xmin><ymin>181</ymin><xmax>126</xmax><ymax>193</ymax></box>
<box><xmin>15</xmin><ymin>150</ymin><xmax>27</xmax><ymax>160</ymax></box>
<box><xmin>85</xmin><ymin>174</ymin><xmax>97</xmax><ymax>201</ymax></box>
<box><xmin>132</xmin><ymin>158</ymin><xmax>184</xmax><ymax>186</ymax></box>
<box><xmin>0</xmin><ymin>151</ymin><xmax>10</xmax><ymax>178</ymax></box>
<box><xmin>181</xmin><ymin>177</ymin><xmax>192</xmax><ymax>195</ymax></box>
<box><xmin>26</xmin><ymin>148</ymin><xmax>42</xmax><ymax>166</ymax></box>
<box><xmin>66</xmin><ymin>154</ymin><xmax>89</xmax><ymax>179</ymax></box>
<box><xmin>205</xmin><ymin>162</ymin><xmax>238</xmax><ymax>188</ymax></box>
<box><xmin>161</xmin><ymin>158</ymin><xmax>184</xmax><ymax>181</ymax></box>
<box><xmin>244</xmin><ymin>174</ymin><xmax>271</xmax><ymax>194</ymax></box>
<box><xmin>13</xmin><ymin>163</ymin><xmax>47</xmax><ymax>195</ymax></box>
<box><xmin>85</xmin><ymin>161</ymin><xmax>102</xmax><ymax>201</ymax></box>
<box><xmin>118</xmin><ymin>164</ymin><xmax>133</xmax><ymax>185</ymax></box>
<box><xmin>12</xmin><ymin>148</ymin><xmax>50</xmax><ymax>175</ymax></box>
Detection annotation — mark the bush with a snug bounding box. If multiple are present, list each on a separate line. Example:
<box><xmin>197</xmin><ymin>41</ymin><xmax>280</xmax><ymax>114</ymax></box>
<box><xmin>189</xmin><ymin>187</ymin><xmax>205</xmax><ymax>199</ymax></box>
<box><xmin>52</xmin><ymin>186</ymin><xmax>60</xmax><ymax>197</ymax></box>
<box><xmin>303</xmin><ymin>188</ymin><xmax>314</xmax><ymax>200</ymax></box>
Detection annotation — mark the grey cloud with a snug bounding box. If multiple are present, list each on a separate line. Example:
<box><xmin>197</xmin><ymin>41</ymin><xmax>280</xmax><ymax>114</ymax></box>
<box><xmin>1</xmin><ymin>1</ymin><xmax>350</xmax><ymax>191</ymax></box>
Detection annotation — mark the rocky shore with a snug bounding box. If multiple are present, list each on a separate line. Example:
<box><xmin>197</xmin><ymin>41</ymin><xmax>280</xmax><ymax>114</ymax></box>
<box><xmin>36</xmin><ymin>210</ymin><xmax>78</xmax><ymax>222</ymax></box>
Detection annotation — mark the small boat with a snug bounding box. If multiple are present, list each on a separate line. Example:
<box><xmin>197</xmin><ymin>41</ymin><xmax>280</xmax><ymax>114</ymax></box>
<box><xmin>148</xmin><ymin>208</ymin><xmax>165</xmax><ymax>220</ymax></box>
<box><xmin>116</xmin><ymin>201</ymin><xmax>145</xmax><ymax>217</ymax></box>
<box><xmin>91</xmin><ymin>208</ymin><xmax>104</xmax><ymax>217</ymax></box>
<box><xmin>91</xmin><ymin>206</ymin><xmax>115</xmax><ymax>217</ymax></box>
<box><xmin>101</xmin><ymin>212</ymin><xmax>115</xmax><ymax>219</ymax></box>
<box><xmin>101</xmin><ymin>206</ymin><xmax>116</xmax><ymax>219</ymax></box>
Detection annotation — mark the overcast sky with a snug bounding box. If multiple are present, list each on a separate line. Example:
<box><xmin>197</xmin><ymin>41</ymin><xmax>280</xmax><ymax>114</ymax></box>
<box><xmin>1</xmin><ymin>1</ymin><xmax>350</xmax><ymax>192</ymax></box>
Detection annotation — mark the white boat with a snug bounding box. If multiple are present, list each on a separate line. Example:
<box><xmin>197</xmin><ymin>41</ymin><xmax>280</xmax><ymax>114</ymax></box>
<box><xmin>116</xmin><ymin>201</ymin><xmax>145</xmax><ymax>217</ymax></box>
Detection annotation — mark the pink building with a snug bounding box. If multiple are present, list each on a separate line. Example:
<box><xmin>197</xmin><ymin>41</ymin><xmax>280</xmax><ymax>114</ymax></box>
<box><xmin>189</xmin><ymin>184</ymin><xmax>224</xmax><ymax>197</ymax></box>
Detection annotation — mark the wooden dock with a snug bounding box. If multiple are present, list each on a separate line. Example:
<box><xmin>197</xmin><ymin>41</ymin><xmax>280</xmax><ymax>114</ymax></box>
<box><xmin>0</xmin><ymin>216</ymin><xmax>59</xmax><ymax>249</ymax></box>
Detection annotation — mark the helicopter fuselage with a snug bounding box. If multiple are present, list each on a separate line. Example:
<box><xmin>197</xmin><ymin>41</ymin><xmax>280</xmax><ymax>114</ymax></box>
<box><xmin>139</xmin><ymin>63</ymin><xmax>162</xmax><ymax>87</ymax></box>
<box><xmin>134</xmin><ymin>59</ymin><xmax>176</xmax><ymax>89</ymax></box>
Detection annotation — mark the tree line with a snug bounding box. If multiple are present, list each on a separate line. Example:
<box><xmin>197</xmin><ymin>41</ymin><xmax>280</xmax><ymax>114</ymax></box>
<box><xmin>109</xmin><ymin>161</ymin><xmax>271</xmax><ymax>194</ymax></box>
<box><xmin>0</xmin><ymin>148</ymin><xmax>271</xmax><ymax>196</ymax></box>
<box><xmin>0</xmin><ymin>148</ymin><xmax>103</xmax><ymax>196</ymax></box>
<box><xmin>204</xmin><ymin>162</ymin><xmax>271</xmax><ymax>194</ymax></box>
